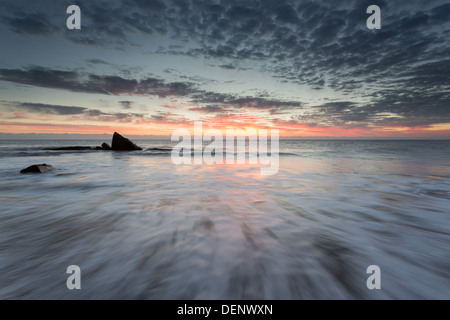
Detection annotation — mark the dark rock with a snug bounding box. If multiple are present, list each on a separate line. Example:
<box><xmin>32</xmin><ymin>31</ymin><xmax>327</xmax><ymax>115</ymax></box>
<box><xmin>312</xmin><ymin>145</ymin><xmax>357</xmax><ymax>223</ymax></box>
<box><xmin>101</xmin><ymin>142</ymin><xmax>112</xmax><ymax>150</ymax></box>
<box><xmin>50</xmin><ymin>146</ymin><xmax>92</xmax><ymax>151</ymax></box>
<box><xmin>111</xmin><ymin>132</ymin><xmax>142</xmax><ymax>151</ymax></box>
<box><xmin>20</xmin><ymin>164</ymin><xmax>53</xmax><ymax>174</ymax></box>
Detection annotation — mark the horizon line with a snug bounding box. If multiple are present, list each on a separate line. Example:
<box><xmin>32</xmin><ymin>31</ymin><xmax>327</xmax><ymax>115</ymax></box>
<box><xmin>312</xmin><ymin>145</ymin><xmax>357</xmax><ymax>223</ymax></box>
<box><xmin>0</xmin><ymin>133</ymin><xmax>449</xmax><ymax>141</ymax></box>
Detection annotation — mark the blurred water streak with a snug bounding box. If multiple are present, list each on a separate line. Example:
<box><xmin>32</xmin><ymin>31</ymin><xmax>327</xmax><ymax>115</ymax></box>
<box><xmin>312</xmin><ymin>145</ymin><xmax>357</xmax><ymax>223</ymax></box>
<box><xmin>0</xmin><ymin>140</ymin><xmax>449</xmax><ymax>299</ymax></box>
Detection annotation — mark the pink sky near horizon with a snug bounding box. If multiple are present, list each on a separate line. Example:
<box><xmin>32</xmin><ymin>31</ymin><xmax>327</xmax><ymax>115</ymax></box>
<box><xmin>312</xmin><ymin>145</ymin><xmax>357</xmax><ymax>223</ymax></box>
<box><xmin>1</xmin><ymin>117</ymin><xmax>449</xmax><ymax>139</ymax></box>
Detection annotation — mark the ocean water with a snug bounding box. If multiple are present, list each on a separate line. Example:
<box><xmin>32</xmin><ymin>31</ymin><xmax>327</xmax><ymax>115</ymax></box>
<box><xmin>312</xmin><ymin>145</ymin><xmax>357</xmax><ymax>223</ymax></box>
<box><xmin>0</xmin><ymin>139</ymin><xmax>449</xmax><ymax>299</ymax></box>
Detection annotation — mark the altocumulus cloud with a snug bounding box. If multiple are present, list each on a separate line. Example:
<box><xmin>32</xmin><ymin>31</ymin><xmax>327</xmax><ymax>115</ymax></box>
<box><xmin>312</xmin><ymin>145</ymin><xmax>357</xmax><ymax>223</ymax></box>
<box><xmin>0</xmin><ymin>0</ymin><xmax>449</xmax><ymax>130</ymax></box>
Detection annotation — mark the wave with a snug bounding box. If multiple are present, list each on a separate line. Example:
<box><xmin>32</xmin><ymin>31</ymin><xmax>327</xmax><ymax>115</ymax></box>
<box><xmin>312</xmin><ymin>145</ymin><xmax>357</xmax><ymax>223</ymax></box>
<box><xmin>0</xmin><ymin>146</ymin><xmax>298</xmax><ymax>158</ymax></box>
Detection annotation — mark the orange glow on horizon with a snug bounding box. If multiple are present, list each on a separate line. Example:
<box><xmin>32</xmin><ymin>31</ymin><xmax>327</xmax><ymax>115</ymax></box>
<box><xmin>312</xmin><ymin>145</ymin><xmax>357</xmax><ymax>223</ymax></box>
<box><xmin>1</xmin><ymin>119</ymin><xmax>449</xmax><ymax>139</ymax></box>
<box><xmin>2</xmin><ymin>101</ymin><xmax>448</xmax><ymax>138</ymax></box>
<box><xmin>1</xmin><ymin>108</ymin><xmax>449</xmax><ymax>138</ymax></box>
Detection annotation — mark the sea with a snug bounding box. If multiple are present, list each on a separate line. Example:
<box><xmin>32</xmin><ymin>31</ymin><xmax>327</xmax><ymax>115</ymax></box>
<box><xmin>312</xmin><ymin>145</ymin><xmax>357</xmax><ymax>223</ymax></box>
<box><xmin>0</xmin><ymin>139</ymin><xmax>449</xmax><ymax>299</ymax></box>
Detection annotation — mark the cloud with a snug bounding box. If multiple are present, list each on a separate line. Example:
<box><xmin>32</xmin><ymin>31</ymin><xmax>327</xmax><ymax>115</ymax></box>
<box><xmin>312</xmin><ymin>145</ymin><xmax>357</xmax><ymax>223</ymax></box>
<box><xmin>119</xmin><ymin>101</ymin><xmax>134</xmax><ymax>109</ymax></box>
<box><xmin>2</xmin><ymin>1</ymin><xmax>448</xmax><ymax>96</ymax></box>
<box><xmin>1</xmin><ymin>101</ymin><xmax>150</xmax><ymax>123</ymax></box>
<box><xmin>190</xmin><ymin>92</ymin><xmax>302</xmax><ymax>114</ymax></box>
<box><xmin>218</xmin><ymin>64</ymin><xmax>236</xmax><ymax>70</ymax></box>
<box><xmin>6</xmin><ymin>102</ymin><xmax>87</xmax><ymax>115</ymax></box>
<box><xmin>0</xmin><ymin>0</ymin><xmax>449</xmax><ymax>132</ymax></box>
<box><xmin>86</xmin><ymin>59</ymin><xmax>112</xmax><ymax>65</ymax></box>
<box><xmin>2</xmin><ymin>61</ymin><xmax>448</xmax><ymax>129</ymax></box>
<box><xmin>0</xmin><ymin>66</ymin><xmax>303</xmax><ymax>115</ymax></box>
<box><xmin>2</xmin><ymin>12</ymin><xmax>59</xmax><ymax>36</ymax></box>
<box><xmin>188</xmin><ymin>105</ymin><xmax>226</xmax><ymax>113</ymax></box>
<box><xmin>0</xmin><ymin>67</ymin><xmax>99</xmax><ymax>93</ymax></box>
<box><xmin>86</xmin><ymin>75</ymin><xmax>139</xmax><ymax>95</ymax></box>
<box><xmin>0</xmin><ymin>66</ymin><xmax>198</xmax><ymax>97</ymax></box>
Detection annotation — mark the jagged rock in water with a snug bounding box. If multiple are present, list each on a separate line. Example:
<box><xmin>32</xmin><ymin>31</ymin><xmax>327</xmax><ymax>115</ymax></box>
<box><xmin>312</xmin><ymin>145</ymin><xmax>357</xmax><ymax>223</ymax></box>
<box><xmin>111</xmin><ymin>132</ymin><xmax>142</xmax><ymax>151</ymax></box>
<box><xmin>20</xmin><ymin>164</ymin><xmax>53</xmax><ymax>174</ymax></box>
<box><xmin>101</xmin><ymin>142</ymin><xmax>112</xmax><ymax>150</ymax></box>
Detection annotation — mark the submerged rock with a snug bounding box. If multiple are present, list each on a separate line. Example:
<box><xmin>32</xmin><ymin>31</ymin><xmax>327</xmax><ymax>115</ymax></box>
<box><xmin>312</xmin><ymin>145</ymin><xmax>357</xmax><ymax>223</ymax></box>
<box><xmin>111</xmin><ymin>132</ymin><xmax>142</xmax><ymax>151</ymax></box>
<box><xmin>20</xmin><ymin>164</ymin><xmax>53</xmax><ymax>174</ymax></box>
<box><xmin>101</xmin><ymin>142</ymin><xmax>112</xmax><ymax>150</ymax></box>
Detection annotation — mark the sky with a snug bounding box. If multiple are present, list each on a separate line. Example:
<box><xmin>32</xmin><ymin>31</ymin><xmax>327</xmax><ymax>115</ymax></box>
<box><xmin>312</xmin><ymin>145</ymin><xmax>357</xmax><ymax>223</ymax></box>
<box><xmin>0</xmin><ymin>0</ymin><xmax>449</xmax><ymax>138</ymax></box>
